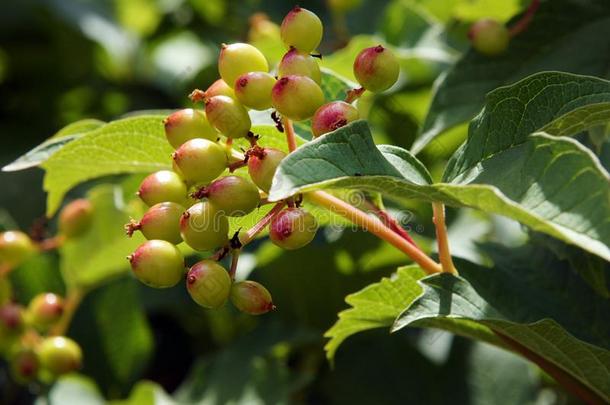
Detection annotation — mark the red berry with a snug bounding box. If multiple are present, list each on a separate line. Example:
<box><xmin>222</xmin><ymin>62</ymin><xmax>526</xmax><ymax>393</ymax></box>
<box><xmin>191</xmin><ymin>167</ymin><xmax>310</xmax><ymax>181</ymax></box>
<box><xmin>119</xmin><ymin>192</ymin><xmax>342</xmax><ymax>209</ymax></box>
<box><xmin>59</xmin><ymin>199</ymin><xmax>94</xmax><ymax>238</ymax></box>
<box><xmin>28</xmin><ymin>293</ymin><xmax>64</xmax><ymax>330</ymax></box>
<box><xmin>230</xmin><ymin>280</ymin><xmax>274</xmax><ymax>315</ymax></box>
<box><xmin>234</xmin><ymin>72</ymin><xmax>276</xmax><ymax>110</ymax></box>
<box><xmin>247</xmin><ymin>148</ymin><xmax>287</xmax><ymax>193</ymax></box>
<box><xmin>10</xmin><ymin>347</ymin><xmax>39</xmax><ymax>382</ymax></box>
<box><xmin>38</xmin><ymin>336</ymin><xmax>82</xmax><ymax>376</ymax></box>
<box><xmin>205</xmin><ymin>95</ymin><xmax>252</xmax><ymax>139</ymax></box>
<box><xmin>127</xmin><ymin>202</ymin><xmax>184</xmax><ymax>244</ymax></box>
<box><xmin>278</xmin><ymin>48</ymin><xmax>321</xmax><ymax>84</ymax></box>
<box><xmin>353</xmin><ymin>45</ymin><xmax>399</xmax><ymax>92</ymax></box>
<box><xmin>203</xmin><ymin>176</ymin><xmax>260</xmax><ymax>217</ymax></box>
<box><xmin>0</xmin><ymin>302</ymin><xmax>25</xmax><ymax>334</ymax></box>
<box><xmin>468</xmin><ymin>18</ymin><xmax>509</xmax><ymax>56</ymax></box>
<box><xmin>172</xmin><ymin>138</ymin><xmax>228</xmax><ymax>184</ymax></box>
<box><xmin>270</xmin><ymin>208</ymin><xmax>318</xmax><ymax>250</ymax></box>
<box><xmin>218</xmin><ymin>43</ymin><xmax>269</xmax><ymax>87</ymax></box>
<box><xmin>138</xmin><ymin>170</ymin><xmax>187</xmax><ymax>206</ymax></box>
<box><xmin>271</xmin><ymin>75</ymin><xmax>325</xmax><ymax>121</ymax></box>
<box><xmin>280</xmin><ymin>6</ymin><xmax>323</xmax><ymax>53</ymax></box>
<box><xmin>312</xmin><ymin>101</ymin><xmax>359</xmax><ymax>137</ymax></box>
<box><xmin>205</xmin><ymin>79</ymin><xmax>235</xmax><ymax>99</ymax></box>
<box><xmin>164</xmin><ymin>109</ymin><xmax>217</xmax><ymax>149</ymax></box>
<box><xmin>180</xmin><ymin>202</ymin><xmax>229</xmax><ymax>251</ymax></box>
<box><xmin>186</xmin><ymin>260</ymin><xmax>232</xmax><ymax>309</ymax></box>
<box><xmin>0</xmin><ymin>231</ymin><xmax>35</xmax><ymax>268</ymax></box>
<box><xmin>128</xmin><ymin>240</ymin><xmax>185</xmax><ymax>288</ymax></box>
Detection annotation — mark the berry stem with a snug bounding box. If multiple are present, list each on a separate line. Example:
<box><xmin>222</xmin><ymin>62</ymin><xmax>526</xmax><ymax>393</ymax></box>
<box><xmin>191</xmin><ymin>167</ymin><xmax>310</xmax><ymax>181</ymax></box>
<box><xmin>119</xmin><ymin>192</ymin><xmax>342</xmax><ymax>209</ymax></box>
<box><xmin>307</xmin><ymin>191</ymin><xmax>442</xmax><ymax>274</ymax></box>
<box><xmin>364</xmin><ymin>200</ymin><xmax>420</xmax><ymax>249</ymax></box>
<box><xmin>37</xmin><ymin>235</ymin><xmax>66</xmax><ymax>252</ymax></box>
<box><xmin>239</xmin><ymin>202</ymin><xmax>286</xmax><ymax>246</ymax></box>
<box><xmin>432</xmin><ymin>202</ymin><xmax>458</xmax><ymax>275</ymax></box>
<box><xmin>49</xmin><ymin>289</ymin><xmax>85</xmax><ymax>337</ymax></box>
<box><xmin>283</xmin><ymin>118</ymin><xmax>298</xmax><ymax>152</ymax></box>
<box><xmin>345</xmin><ymin>87</ymin><xmax>365</xmax><ymax>103</ymax></box>
<box><xmin>508</xmin><ymin>0</ymin><xmax>540</xmax><ymax>37</ymax></box>
<box><xmin>229</xmin><ymin>250</ymin><xmax>240</xmax><ymax>280</ymax></box>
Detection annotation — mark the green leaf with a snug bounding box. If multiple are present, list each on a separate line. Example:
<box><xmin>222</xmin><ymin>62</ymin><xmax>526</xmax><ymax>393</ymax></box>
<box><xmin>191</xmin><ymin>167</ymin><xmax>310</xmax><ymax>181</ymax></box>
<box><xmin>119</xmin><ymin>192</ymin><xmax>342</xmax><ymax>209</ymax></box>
<box><xmin>324</xmin><ymin>265</ymin><xmax>426</xmax><ymax>361</ymax></box>
<box><xmin>415</xmin><ymin>0</ymin><xmax>610</xmax><ymax>153</ymax></box>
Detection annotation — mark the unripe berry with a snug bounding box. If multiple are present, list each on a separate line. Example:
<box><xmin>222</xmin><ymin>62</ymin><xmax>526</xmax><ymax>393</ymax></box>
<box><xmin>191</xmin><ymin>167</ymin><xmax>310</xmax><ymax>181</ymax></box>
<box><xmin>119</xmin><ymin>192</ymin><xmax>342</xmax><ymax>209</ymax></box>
<box><xmin>203</xmin><ymin>176</ymin><xmax>260</xmax><ymax>217</ymax></box>
<box><xmin>128</xmin><ymin>240</ymin><xmax>185</xmax><ymax>288</ymax></box>
<box><xmin>186</xmin><ymin>260</ymin><xmax>231</xmax><ymax>309</ymax></box>
<box><xmin>172</xmin><ymin>138</ymin><xmax>228</xmax><ymax>184</ymax></box>
<box><xmin>270</xmin><ymin>208</ymin><xmax>318</xmax><ymax>250</ymax></box>
<box><xmin>0</xmin><ymin>303</ymin><xmax>25</xmax><ymax>336</ymax></box>
<box><xmin>468</xmin><ymin>18</ymin><xmax>509</xmax><ymax>56</ymax></box>
<box><xmin>280</xmin><ymin>6</ymin><xmax>323</xmax><ymax>53</ymax></box>
<box><xmin>205</xmin><ymin>95</ymin><xmax>252</xmax><ymax>139</ymax></box>
<box><xmin>0</xmin><ymin>231</ymin><xmax>35</xmax><ymax>268</ymax></box>
<box><xmin>164</xmin><ymin>109</ymin><xmax>217</xmax><ymax>149</ymax></box>
<box><xmin>27</xmin><ymin>293</ymin><xmax>64</xmax><ymax>331</ymax></box>
<box><xmin>247</xmin><ymin>148</ymin><xmax>287</xmax><ymax>193</ymax></box>
<box><xmin>59</xmin><ymin>199</ymin><xmax>93</xmax><ymax>238</ymax></box>
<box><xmin>218</xmin><ymin>43</ymin><xmax>269</xmax><ymax>87</ymax></box>
<box><xmin>234</xmin><ymin>72</ymin><xmax>276</xmax><ymax>110</ymax></box>
<box><xmin>180</xmin><ymin>202</ymin><xmax>229</xmax><ymax>251</ymax></box>
<box><xmin>312</xmin><ymin>101</ymin><xmax>359</xmax><ymax>137</ymax></box>
<box><xmin>138</xmin><ymin>170</ymin><xmax>187</xmax><ymax>206</ymax></box>
<box><xmin>248</xmin><ymin>13</ymin><xmax>281</xmax><ymax>44</ymax></box>
<box><xmin>230</xmin><ymin>281</ymin><xmax>274</xmax><ymax>315</ymax></box>
<box><xmin>271</xmin><ymin>75</ymin><xmax>325</xmax><ymax>121</ymax></box>
<box><xmin>278</xmin><ymin>48</ymin><xmax>321</xmax><ymax>84</ymax></box>
<box><xmin>10</xmin><ymin>347</ymin><xmax>39</xmax><ymax>383</ymax></box>
<box><xmin>206</xmin><ymin>79</ymin><xmax>235</xmax><ymax>99</ymax></box>
<box><xmin>353</xmin><ymin>45</ymin><xmax>399</xmax><ymax>92</ymax></box>
<box><xmin>38</xmin><ymin>336</ymin><xmax>82</xmax><ymax>376</ymax></box>
<box><xmin>126</xmin><ymin>202</ymin><xmax>184</xmax><ymax>244</ymax></box>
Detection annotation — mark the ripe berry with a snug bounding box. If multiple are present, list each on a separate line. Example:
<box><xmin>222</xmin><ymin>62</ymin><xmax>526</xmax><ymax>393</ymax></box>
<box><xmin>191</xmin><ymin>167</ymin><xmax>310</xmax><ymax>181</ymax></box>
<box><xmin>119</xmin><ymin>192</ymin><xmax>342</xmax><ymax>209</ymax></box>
<box><xmin>230</xmin><ymin>281</ymin><xmax>274</xmax><ymax>315</ymax></box>
<box><xmin>206</xmin><ymin>79</ymin><xmax>235</xmax><ymax>99</ymax></box>
<box><xmin>271</xmin><ymin>75</ymin><xmax>325</xmax><ymax>121</ymax></box>
<box><xmin>128</xmin><ymin>240</ymin><xmax>185</xmax><ymax>288</ymax></box>
<box><xmin>312</xmin><ymin>101</ymin><xmax>359</xmax><ymax>137</ymax></box>
<box><xmin>186</xmin><ymin>260</ymin><xmax>232</xmax><ymax>309</ymax></box>
<box><xmin>278</xmin><ymin>48</ymin><xmax>321</xmax><ymax>84</ymax></box>
<box><xmin>234</xmin><ymin>72</ymin><xmax>276</xmax><ymax>110</ymax></box>
<box><xmin>0</xmin><ymin>231</ymin><xmax>35</xmax><ymax>268</ymax></box>
<box><xmin>468</xmin><ymin>18</ymin><xmax>509</xmax><ymax>56</ymax></box>
<box><xmin>202</xmin><ymin>176</ymin><xmax>260</xmax><ymax>217</ymax></box>
<box><xmin>164</xmin><ymin>109</ymin><xmax>217</xmax><ymax>149</ymax></box>
<box><xmin>126</xmin><ymin>202</ymin><xmax>184</xmax><ymax>244</ymax></box>
<box><xmin>180</xmin><ymin>202</ymin><xmax>229</xmax><ymax>251</ymax></box>
<box><xmin>0</xmin><ymin>303</ymin><xmax>25</xmax><ymax>336</ymax></box>
<box><xmin>9</xmin><ymin>347</ymin><xmax>39</xmax><ymax>383</ymax></box>
<box><xmin>353</xmin><ymin>45</ymin><xmax>399</xmax><ymax>92</ymax></box>
<box><xmin>172</xmin><ymin>138</ymin><xmax>228</xmax><ymax>184</ymax></box>
<box><xmin>270</xmin><ymin>208</ymin><xmax>318</xmax><ymax>250</ymax></box>
<box><xmin>205</xmin><ymin>95</ymin><xmax>252</xmax><ymax>139</ymax></box>
<box><xmin>38</xmin><ymin>336</ymin><xmax>82</xmax><ymax>376</ymax></box>
<box><xmin>59</xmin><ymin>199</ymin><xmax>94</xmax><ymax>238</ymax></box>
<box><xmin>27</xmin><ymin>293</ymin><xmax>64</xmax><ymax>331</ymax></box>
<box><xmin>280</xmin><ymin>6</ymin><xmax>323</xmax><ymax>53</ymax></box>
<box><xmin>247</xmin><ymin>148</ymin><xmax>287</xmax><ymax>193</ymax></box>
<box><xmin>218</xmin><ymin>43</ymin><xmax>269</xmax><ymax>87</ymax></box>
<box><xmin>138</xmin><ymin>170</ymin><xmax>187</xmax><ymax>206</ymax></box>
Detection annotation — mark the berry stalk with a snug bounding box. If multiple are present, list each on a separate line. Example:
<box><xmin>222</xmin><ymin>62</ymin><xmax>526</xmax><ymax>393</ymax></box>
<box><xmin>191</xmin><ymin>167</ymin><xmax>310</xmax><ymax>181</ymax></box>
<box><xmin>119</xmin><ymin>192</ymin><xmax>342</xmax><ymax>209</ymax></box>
<box><xmin>508</xmin><ymin>0</ymin><xmax>540</xmax><ymax>37</ymax></box>
<box><xmin>364</xmin><ymin>200</ymin><xmax>420</xmax><ymax>249</ymax></box>
<box><xmin>432</xmin><ymin>202</ymin><xmax>457</xmax><ymax>275</ymax></box>
<box><xmin>239</xmin><ymin>202</ymin><xmax>286</xmax><ymax>246</ymax></box>
<box><xmin>283</xmin><ymin>117</ymin><xmax>298</xmax><ymax>152</ymax></box>
<box><xmin>49</xmin><ymin>289</ymin><xmax>85</xmax><ymax>337</ymax></box>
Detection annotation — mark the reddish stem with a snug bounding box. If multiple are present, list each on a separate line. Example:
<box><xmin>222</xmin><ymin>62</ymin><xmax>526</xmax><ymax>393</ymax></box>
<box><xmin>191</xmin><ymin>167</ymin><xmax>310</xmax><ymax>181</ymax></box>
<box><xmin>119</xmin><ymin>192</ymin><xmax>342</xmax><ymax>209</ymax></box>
<box><xmin>345</xmin><ymin>87</ymin><xmax>365</xmax><ymax>103</ymax></box>
<box><xmin>370</xmin><ymin>206</ymin><xmax>420</xmax><ymax>249</ymax></box>
<box><xmin>509</xmin><ymin>0</ymin><xmax>540</xmax><ymax>37</ymax></box>
<box><xmin>283</xmin><ymin>118</ymin><xmax>298</xmax><ymax>152</ymax></box>
<box><xmin>240</xmin><ymin>202</ymin><xmax>286</xmax><ymax>245</ymax></box>
<box><xmin>229</xmin><ymin>250</ymin><xmax>240</xmax><ymax>280</ymax></box>
<box><xmin>37</xmin><ymin>235</ymin><xmax>66</xmax><ymax>252</ymax></box>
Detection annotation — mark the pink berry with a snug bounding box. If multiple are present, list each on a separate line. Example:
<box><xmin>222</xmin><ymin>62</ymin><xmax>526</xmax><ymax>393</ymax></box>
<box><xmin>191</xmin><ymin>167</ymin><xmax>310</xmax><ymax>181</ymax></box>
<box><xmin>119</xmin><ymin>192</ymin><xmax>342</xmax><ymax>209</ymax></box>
<box><xmin>137</xmin><ymin>170</ymin><xmax>187</xmax><ymax>206</ymax></box>
<box><xmin>271</xmin><ymin>75</ymin><xmax>325</xmax><ymax>121</ymax></box>
<box><xmin>353</xmin><ymin>45</ymin><xmax>399</xmax><ymax>92</ymax></box>
<box><xmin>468</xmin><ymin>18</ymin><xmax>509</xmax><ymax>56</ymax></box>
<box><xmin>247</xmin><ymin>148</ymin><xmax>287</xmax><ymax>193</ymax></box>
<box><xmin>186</xmin><ymin>260</ymin><xmax>232</xmax><ymax>309</ymax></box>
<box><xmin>205</xmin><ymin>95</ymin><xmax>252</xmax><ymax>139</ymax></box>
<box><xmin>278</xmin><ymin>47</ymin><xmax>321</xmax><ymax>84</ymax></box>
<box><xmin>126</xmin><ymin>202</ymin><xmax>184</xmax><ymax>244</ymax></box>
<box><xmin>280</xmin><ymin>6</ymin><xmax>323</xmax><ymax>52</ymax></box>
<box><xmin>128</xmin><ymin>240</ymin><xmax>185</xmax><ymax>288</ymax></box>
<box><xmin>311</xmin><ymin>101</ymin><xmax>359</xmax><ymax>137</ymax></box>
<box><xmin>230</xmin><ymin>280</ymin><xmax>275</xmax><ymax>315</ymax></box>
<box><xmin>164</xmin><ymin>109</ymin><xmax>217</xmax><ymax>149</ymax></box>
<box><xmin>180</xmin><ymin>202</ymin><xmax>229</xmax><ymax>251</ymax></box>
<box><xmin>59</xmin><ymin>199</ymin><xmax>94</xmax><ymax>238</ymax></box>
<box><xmin>234</xmin><ymin>72</ymin><xmax>276</xmax><ymax>110</ymax></box>
<box><xmin>202</xmin><ymin>175</ymin><xmax>260</xmax><ymax>217</ymax></box>
<box><xmin>205</xmin><ymin>79</ymin><xmax>235</xmax><ymax>99</ymax></box>
<box><xmin>172</xmin><ymin>138</ymin><xmax>228</xmax><ymax>184</ymax></box>
<box><xmin>269</xmin><ymin>208</ymin><xmax>318</xmax><ymax>250</ymax></box>
<box><xmin>28</xmin><ymin>293</ymin><xmax>64</xmax><ymax>330</ymax></box>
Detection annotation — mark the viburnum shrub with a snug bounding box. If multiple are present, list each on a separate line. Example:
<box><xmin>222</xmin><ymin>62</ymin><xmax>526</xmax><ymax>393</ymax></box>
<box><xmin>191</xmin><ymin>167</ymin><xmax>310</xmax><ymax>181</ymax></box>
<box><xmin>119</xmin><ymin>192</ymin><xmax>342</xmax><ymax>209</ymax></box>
<box><xmin>2</xmin><ymin>1</ymin><xmax>610</xmax><ymax>402</ymax></box>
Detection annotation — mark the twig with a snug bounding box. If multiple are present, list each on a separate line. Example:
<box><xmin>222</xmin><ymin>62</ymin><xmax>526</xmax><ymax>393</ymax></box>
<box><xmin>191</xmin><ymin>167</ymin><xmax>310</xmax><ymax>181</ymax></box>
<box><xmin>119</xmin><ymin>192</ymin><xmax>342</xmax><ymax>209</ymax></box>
<box><xmin>432</xmin><ymin>202</ymin><xmax>457</xmax><ymax>275</ymax></box>
<box><xmin>283</xmin><ymin>118</ymin><xmax>298</xmax><ymax>152</ymax></box>
<box><xmin>49</xmin><ymin>289</ymin><xmax>85</xmax><ymax>337</ymax></box>
<box><xmin>509</xmin><ymin>0</ymin><xmax>540</xmax><ymax>37</ymax></box>
<box><xmin>239</xmin><ymin>202</ymin><xmax>286</xmax><ymax>246</ymax></box>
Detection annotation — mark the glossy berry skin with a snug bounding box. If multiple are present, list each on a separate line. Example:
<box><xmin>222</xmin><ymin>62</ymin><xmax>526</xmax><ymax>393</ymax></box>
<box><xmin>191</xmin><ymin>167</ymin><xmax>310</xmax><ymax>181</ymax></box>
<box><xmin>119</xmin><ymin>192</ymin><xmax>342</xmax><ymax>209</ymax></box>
<box><xmin>164</xmin><ymin>109</ymin><xmax>217</xmax><ymax>149</ymax></box>
<box><xmin>205</xmin><ymin>95</ymin><xmax>252</xmax><ymax>138</ymax></box>
<box><xmin>172</xmin><ymin>138</ymin><xmax>228</xmax><ymax>184</ymax></box>
<box><xmin>38</xmin><ymin>336</ymin><xmax>82</xmax><ymax>376</ymax></box>
<box><xmin>59</xmin><ymin>199</ymin><xmax>94</xmax><ymax>238</ymax></box>
<box><xmin>180</xmin><ymin>202</ymin><xmax>229</xmax><ymax>251</ymax></box>
<box><xmin>234</xmin><ymin>72</ymin><xmax>276</xmax><ymax>110</ymax></box>
<box><xmin>278</xmin><ymin>48</ymin><xmax>321</xmax><ymax>84</ymax></box>
<box><xmin>468</xmin><ymin>18</ymin><xmax>509</xmax><ymax>56</ymax></box>
<box><xmin>270</xmin><ymin>208</ymin><xmax>318</xmax><ymax>250</ymax></box>
<box><xmin>128</xmin><ymin>240</ymin><xmax>184</xmax><ymax>288</ymax></box>
<box><xmin>205</xmin><ymin>79</ymin><xmax>235</xmax><ymax>99</ymax></box>
<box><xmin>28</xmin><ymin>293</ymin><xmax>64</xmax><ymax>330</ymax></box>
<box><xmin>138</xmin><ymin>170</ymin><xmax>187</xmax><ymax>206</ymax></box>
<box><xmin>0</xmin><ymin>231</ymin><xmax>35</xmax><ymax>268</ymax></box>
<box><xmin>312</xmin><ymin>101</ymin><xmax>359</xmax><ymax>137</ymax></box>
<box><xmin>218</xmin><ymin>43</ymin><xmax>269</xmax><ymax>87</ymax></box>
<box><xmin>135</xmin><ymin>202</ymin><xmax>184</xmax><ymax>244</ymax></box>
<box><xmin>353</xmin><ymin>45</ymin><xmax>399</xmax><ymax>92</ymax></box>
<box><xmin>247</xmin><ymin>148</ymin><xmax>287</xmax><ymax>193</ymax></box>
<box><xmin>280</xmin><ymin>6</ymin><xmax>323</xmax><ymax>53</ymax></box>
<box><xmin>186</xmin><ymin>260</ymin><xmax>231</xmax><ymax>309</ymax></box>
<box><xmin>10</xmin><ymin>347</ymin><xmax>39</xmax><ymax>383</ymax></box>
<box><xmin>271</xmin><ymin>75</ymin><xmax>325</xmax><ymax>121</ymax></box>
<box><xmin>230</xmin><ymin>281</ymin><xmax>274</xmax><ymax>315</ymax></box>
<box><xmin>205</xmin><ymin>176</ymin><xmax>260</xmax><ymax>217</ymax></box>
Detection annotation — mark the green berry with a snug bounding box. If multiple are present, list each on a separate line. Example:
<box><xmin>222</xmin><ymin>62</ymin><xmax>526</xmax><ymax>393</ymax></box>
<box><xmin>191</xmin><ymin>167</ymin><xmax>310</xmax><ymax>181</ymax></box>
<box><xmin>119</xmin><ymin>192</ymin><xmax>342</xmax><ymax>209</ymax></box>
<box><xmin>230</xmin><ymin>280</ymin><xmax>274</xmax><ymax>315</ymax></box>
<box><xmin>38</xmin><ymin>336</ymin><xmax>82</xmax><ymax>376</ymax></box>
<box><xmin>186</xmin><ymin>260</ymin><xmax>232</xmax><ymax>309</ymax></box>
<box><xmin>180</xmin><ymin>202</ymin><xmax>229</xmax><ymax>251</ymax></box>
<box><xmin>312</xmin><ymin>101</ymin><xmax>359</xmax><ymax>137</ymax></box>
<box><xmin>234</xmin><ymin>72</ymin><xmax>276</xmax><ymax>110</ymax></box>
<box><xmin>247</xmin><ymin>148</ymin><xmax>287</xmax><ymax>193</ymax></box>
<box><xmin>218</xmin><ymin>43</ymin><xmax>269</xmax><ymax>87</ymax></box>
<box><xmin>138</xmin><ymin>170</ymin><xmax>187</xmax><ymax>206</ymax></box>
<box><xmin>27</xmin><ymin>293</ymin><xmax>64</xmax><ymax>331</ymax></box>
<box><xmin>280</xmin><ymin>6</ymin><xmax>323</xmax><ymax>53</ymax></box>
<box><xmin>353</xmin><ymin>45</ymin><xmax>399</xmax><ymax>92</ymax></box>
<box><xmin>172</xmin><ymin>138</ymin><xmax>228</xmax><ymax>184</ymax></box>
<box><xmin>128</xmin><ymin>240</ymin><xmax>185</xmax><ymax>288</ymax></box>
<box><xmin>59</xmin><ymin>199</ymin><xmax>94</xmax><ymax>238</ymax></box>
<box><xmin>270</xmin><ymin>208</ymin><xmax>318</xmax><ymax>250</ymax></box>
<box><xmin>10</xmin><ymin>347</ymin><xmax>39</xmax><ymax>383</ymax></box>
<box><xmin>205</xmin><ymin>95</ymin><xmax>252</xmax><ymax>139</ymax></box>
<box><xmin>0</xmin><ymin>231</ymin><xmax>35</xmax><ymax>268</ymax></box>
<box><xmin>205</xmin><ymin>79</ymin><xmax>235</xmax><ymax>99</ymax></box>
<box><xmin>164</xmin><ymin>109</ymin><xmax>217</xmax><ymax>149</ymax></box>
<box><xmin>468</xmin><ymin>18</ymin><xmax>509</xmax><ymax>56</ymax></box>
<box><xmin>278</xmin><ymin>47</ymin><xmax>321</xmax><ymax>84</ymax></box>
<box><xmin>127</xmin><ymin>202</ymin><xmax>184</xmax><ymax>244</ymax></box>
<box><xmin>271</xmin><ymin>75</ymin><xmax>325</xmax><ymax>121</ymax></box>
<box><xmin>202</xmin><ymin>176</ymin><xmax>260</xmax><ymax>217</ymax></box>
